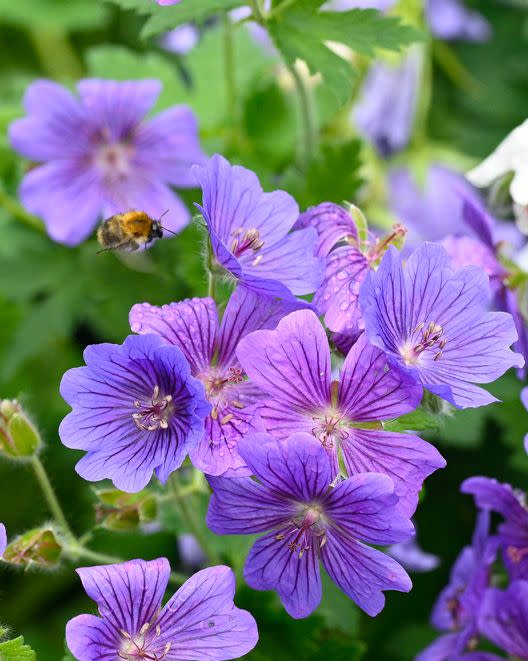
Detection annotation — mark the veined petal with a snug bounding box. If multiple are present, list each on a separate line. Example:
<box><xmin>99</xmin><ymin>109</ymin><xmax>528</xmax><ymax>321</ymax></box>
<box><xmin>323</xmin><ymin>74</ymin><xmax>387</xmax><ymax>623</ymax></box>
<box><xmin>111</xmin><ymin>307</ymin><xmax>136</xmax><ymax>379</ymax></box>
<box><xmin>195</xmin><ymin>203</ymin><xmax>243</xmax><ymax>278</ymax></box>
<box><xmin>415</xmin><ymin>632</ymin><xmax>463</xmax><ymax>661</ymax></box>
<box><xmin>321</xmin><ymin>529</ymin><xmax>411</xmax><ymax>616</ymax></box>
<box><xmin>236</xmin><ymin>310</ymin><xmax>331</xmax><ymax>410</ymax></box>
<box><xmin>294</xmin><ymin>202</ymin><xmax>358</xmax><ymax>257</ymax></box>
<box><xmin>478</xmin><ymin>582</ymin><xmax>528</xmax><ymax>659</ymax></box>
<box><xmin>251</xmin><ymin>398</ymin><xmax>314</xmax><ymax>439</ymax></box>
<box><xmin>66</xmin><ymin>614</ymin><xmax>120</xmax><ymax>661</ymax></box>
<box><xmin>155</xmin><ymin>566</ymin><xmax>258</xmax><ymax>660</ymax></box>
<box><xmin>76</xmin><ymin>558</ymin><xmax>169</xmax><ymax>636</ymax></box>
<box><xmin>244</xmin><ymin>530</ymin><xmax>322</xmax><ymax>619</ymax></box>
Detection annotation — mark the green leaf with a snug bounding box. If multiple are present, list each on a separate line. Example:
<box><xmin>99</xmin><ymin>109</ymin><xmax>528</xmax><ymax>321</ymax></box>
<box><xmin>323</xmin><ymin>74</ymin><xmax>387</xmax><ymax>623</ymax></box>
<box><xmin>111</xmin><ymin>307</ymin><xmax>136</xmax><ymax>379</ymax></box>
<box><xmin>385</xmin><ymin>408</ymin><xmax>441</xmax><ymax>433</ymax></box>
<box><xmin>0</xmin><ymin>636</ymin><xmax>37</xmax><ymax>661</ymax></box>
<box><xmin>269</xmin><ymin>5</ymin><xmax>421</xmax><ymax>104</ymax></box>
<box><xmin>0</xmin><ymin>0</ymin><xmax>107</xmax><ymax>30</ymax></box>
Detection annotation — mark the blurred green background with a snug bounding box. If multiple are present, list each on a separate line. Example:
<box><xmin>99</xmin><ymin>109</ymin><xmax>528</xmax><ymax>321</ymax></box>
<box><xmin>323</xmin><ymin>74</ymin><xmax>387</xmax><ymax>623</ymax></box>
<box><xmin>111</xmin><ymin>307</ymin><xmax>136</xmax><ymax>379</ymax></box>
<box><xmin>0</xmin><ymin>1</ymin><xmax>527</xmax><ymax>659</ymax></box>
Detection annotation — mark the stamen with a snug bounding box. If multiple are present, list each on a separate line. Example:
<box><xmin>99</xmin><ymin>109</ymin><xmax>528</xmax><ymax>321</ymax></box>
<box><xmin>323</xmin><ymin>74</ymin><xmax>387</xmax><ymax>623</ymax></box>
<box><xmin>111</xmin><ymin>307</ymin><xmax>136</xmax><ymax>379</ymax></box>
<box><xmin>230</xmin><ymin>228</ymin><xmax>264</xmax><ymax>257</ymax></box>
<box><xmin>221</xmin><ymin>413</ymin><xmax>234</xmax><ymax>425</ymax></box>
<box><xmin>132</xmin><ymin>385</ymin><xmax>173</xmax><ymax>432</ymax></box>
<box><xmin>402</xmin><ymin>320</ymin><xmax>447</xmax><ymax>365</ymax></box>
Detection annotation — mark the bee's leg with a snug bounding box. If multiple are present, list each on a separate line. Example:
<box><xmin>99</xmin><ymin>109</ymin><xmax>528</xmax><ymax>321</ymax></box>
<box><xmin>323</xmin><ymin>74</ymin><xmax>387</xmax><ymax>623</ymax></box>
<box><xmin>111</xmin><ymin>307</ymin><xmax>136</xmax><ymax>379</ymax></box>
<box><xmin>97</xmin><ymin>239</ymin><xmax>137</xmax><ymax>254</ymax></box>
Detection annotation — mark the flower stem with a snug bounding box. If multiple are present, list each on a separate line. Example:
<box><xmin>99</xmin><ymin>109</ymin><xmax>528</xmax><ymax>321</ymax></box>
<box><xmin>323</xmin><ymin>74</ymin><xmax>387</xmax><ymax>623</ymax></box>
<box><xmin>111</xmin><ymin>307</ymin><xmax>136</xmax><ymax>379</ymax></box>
<box><xmin>169</xmin><ymin>472</ymin><xmax>219</xmax><ymax>564</ymax></box>
<box><xmin>286</xmin><ymin>61</ymin><xmax>317</xmax><ymax>170</ymax></box>
<box><xmin>432</xmin><ymin>40</ymin><xmax>481</xmax><ymax>96</ymax></box>
<box><xmin>0</xmin><ymin>189</ymin><xmax>45</xmax><ymax>234</ymax></box>
<box><xmin>27</xmin><ymin>26</ymin><xmax>83</xmax><ymax>80</ymax></box>
<box><xmin>223</xmin><ymin>13</ymin><xmax>237</xmax><ymax>123</ymax></box>
<box><xmin>207</xmin><ymin>270</ymin><xmax>216</xmax><ymax>300</ymax></box>
<box><xmin>30</xmin><ymin>456</ymin><xmax>74</xmax><ymax>540</ymax></box>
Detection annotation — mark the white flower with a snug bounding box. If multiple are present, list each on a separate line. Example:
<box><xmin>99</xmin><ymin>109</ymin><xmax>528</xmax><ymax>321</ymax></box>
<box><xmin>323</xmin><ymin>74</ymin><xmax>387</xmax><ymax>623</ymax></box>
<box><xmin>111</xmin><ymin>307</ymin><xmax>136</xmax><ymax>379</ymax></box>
<box><xmin>467</xmin><ymin>118</ymin><xmax>528</xmax><ymax>206</ymax></box>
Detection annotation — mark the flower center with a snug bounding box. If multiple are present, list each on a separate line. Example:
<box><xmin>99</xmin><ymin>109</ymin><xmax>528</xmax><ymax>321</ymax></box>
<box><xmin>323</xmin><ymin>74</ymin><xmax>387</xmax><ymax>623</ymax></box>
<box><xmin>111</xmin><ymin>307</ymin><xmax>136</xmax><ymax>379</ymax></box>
<box><xmin>401</xmin><ymin>321</ymin><xmax>447</xmax><ymax>365</ymax></box>
<box><xmin>312</xmin><ymin>411</ymin><xmax>348</xmax><ymax>450</ymax></box>
<box><xmin>94</xmin><ymin>141</ymin><xmax>134</xmax><ymax>183</ymax></box>
<box><xmin>230</xmin><ymin>228</ymin><xmax>264</xmax><ymax>263</ymax></box>
<box><xmin>275</xmin><ymin>504</ymin><xmax>327</xmax><ymax>559</ymax></box>
<box><xmin>132</xmin><ymin>385</ymin><xmax>173</xmax><ymax>432</ymax></box>
<box><xmin>118</xmin><ymin>623</ymin><xmax>171</xmax><ymax>661</ymax></box>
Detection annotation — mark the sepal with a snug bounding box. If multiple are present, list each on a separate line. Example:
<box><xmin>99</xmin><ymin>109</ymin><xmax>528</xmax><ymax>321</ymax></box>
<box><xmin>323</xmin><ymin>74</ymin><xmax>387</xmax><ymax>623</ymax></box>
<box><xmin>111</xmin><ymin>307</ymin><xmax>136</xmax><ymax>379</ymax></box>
<box><xmin>0</xmin><ymin>400</ymin><xmax>41</xmax><ymax>458</ymax></box>
<box><xmin>2</xmin><ymin>526</ymin><xmax>62</xmax><ymax>568</ymax></box>
<box><xmin>94</xmin><ymin>488</ymin><xmax>157</xmax><ymax>531</ymax></box>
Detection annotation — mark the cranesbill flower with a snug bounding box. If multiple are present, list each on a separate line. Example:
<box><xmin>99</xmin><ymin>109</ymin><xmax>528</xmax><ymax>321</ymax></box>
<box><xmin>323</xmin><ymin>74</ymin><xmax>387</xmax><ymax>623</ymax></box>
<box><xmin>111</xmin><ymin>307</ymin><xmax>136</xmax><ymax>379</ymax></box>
<box><xmin>9</xmin><ymin>79</ymin><xmax>205</xmax><ymax>246</ymax></box>
<box><xmin>160</xmin><ymin>24</ymin><xmax>199</xmax><ymax>55</ymax></box>
<box><xmin>66</xmin><ymin>559</ymin><xmax>258</xmax><ymax>661</ymax></box>
<box><xmin>523</xmin><ymin>387</ymin><xmax>528</xmax><ymax>452</ymax></box>
<box><xmin>0</xmin><ymin>523</ymin><xmax>6</xmax><ymax>556</ymax></box>
<box><xmin>416</xmin><ymin>511</ymin><xmax>498</xmax><ymax>661</ymax></box>
<box><xmin>462</xmin><ymin>476</ymin><xmax>528</xmax><ymax>580</ymax></box>
<box><xmin>359</xmin><ymin>243</ymin><xmax>524</xmax><ymax>408</ymax></box>
<box><xmin>426</xmin><ymin>0</ymin><xmax>491</xmax><ymax>42</ymax></box>
<box><xmin>193</xmin><ymin>154</ymin><xmax>324</xmax><ymax>300</ymax></box>
<box><xmin>353</xmin><ymin>48</ymin><xmax>422</xmax><ymax>158</ymax></box>
<box><xmin>387</xmin><ymin>533</ymin><xmax>439</xmax><ymax>573</ymax></box>
<box><xmin>59</xmin><ymin>334</ymin><xmax>210</xmax><ymax>492</ymax></box>
<box><xmin>207</xmin><ymin>432</ymin><xmax>413</xmax><ymax>618</ymax></box>
<box><xmin>130</xmin><ymin>286</ymin><xmax>307</xmax><ymax>476</ymax></box>
<box><xmin>478</xmin><ymin>581</ymin><xmax>528</xmax><ymax>660</ymax></box>
<box><xmin>237</xmin><ymin>309</ymin><xmax>445</xmax><ymax>517</ymax></box>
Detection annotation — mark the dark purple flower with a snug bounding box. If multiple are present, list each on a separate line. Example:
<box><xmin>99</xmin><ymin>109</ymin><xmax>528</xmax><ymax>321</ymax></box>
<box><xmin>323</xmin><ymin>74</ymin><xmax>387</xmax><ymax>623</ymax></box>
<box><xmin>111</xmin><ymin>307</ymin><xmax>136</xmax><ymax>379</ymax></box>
<box><xmin>359</xmin><ymin>243</ymin><xmax>524</xmax><ymax>408</ymax></box>
<box><xmin>9</xmin><ymin>79</ymin><xmax>205</xmax><ymax>246</ymax></box>
<box><xmin>59</xmin><ymin>334</ymin><xmax>210</xmax><ymax>492</ymax></box>
<box><xmin>193</xmin><ymin>154</ymin><xmax>324</xmax><ymax>300</ymax></box>
<box><xmin>130</xmin><ymin>286</ymin><xmax>307</xmax><ymax>476</ymax></box>
<box><xmin>236</xmin><ymin>309</ymin><xmax>445</xmax><ymax>517</ymax></box>
<box><xmin>426</xmin><ymin>0</ymin><xmax>491</xmax><ymax>42</ymax></box>
<box><xmin>66</xmin><ymin>558</ymin><xmax>258</xmax><ymax>660</ymax></box>
<box><xmin>417</xmin><ymin>511</ymin><xmax>498</xmax><ymax>661</ymax></box>
<box><xmin>0</xmin><ymin>523</ymin><xmax>6</xmax><ymax>556</ymax></box>
<box><xmin>207</xmin><ymin>432</ymin><xmax>413</xmax><ymax>618</ymax></box>
<box><xmin>462</xmin><ymin>476</ymin><xmax>528</xmax><ymax>580</ymax></box>
<box><xmin>353</xmin><ymin>48</ymin><xmax>421</xmax><ymax>158</ymax></box>
<box><xmin>478</xmin><ymin>581</ymin><xmax>528</xmax><ymax>660</ymax></box>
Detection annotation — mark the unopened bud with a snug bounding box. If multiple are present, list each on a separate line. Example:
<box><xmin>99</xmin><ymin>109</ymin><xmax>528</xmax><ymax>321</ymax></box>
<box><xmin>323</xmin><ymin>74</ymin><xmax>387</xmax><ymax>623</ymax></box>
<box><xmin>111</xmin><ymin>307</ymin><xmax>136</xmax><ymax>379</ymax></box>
<box><xmin>0</xmin><ymin>400</ymin><xmax>41</xmax><ymax>458</ymax></box>
<box><xmin>94</xmin><ymin>489</ymin><xmax>157</xmax><ymax>531</ymax></box>
<box><xmin>2</xmin><ymin>527</ymin><xmax>62</xmax><ymax>568</ymax></box>
<box><xmin>345</xmin><ymin>203</ymin><xmax>369</xmax><ymax>245</ymax></box>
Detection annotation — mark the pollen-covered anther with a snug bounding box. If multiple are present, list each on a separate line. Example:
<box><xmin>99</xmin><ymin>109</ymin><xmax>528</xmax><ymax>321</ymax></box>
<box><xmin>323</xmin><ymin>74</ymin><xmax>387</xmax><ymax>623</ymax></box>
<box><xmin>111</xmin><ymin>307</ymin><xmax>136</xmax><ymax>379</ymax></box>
<box><xmin>402</xmin><ymin>321</ymin><xmax>447</xmax><ymax>364</ymax></box>
<box><xmin>506</xmin><ymin>545</ymin><xmax>528</xmax><ymax>563</ymax></box>
<box><xmin>230</xmin><ymin>227</ymin><xmax>264</xmax><ymax>257</ymax></box>
<box><xmin>132</xmin><ymin>385</ymin><xmax>173</xmax><ymax>432</ymax></box>
<box><xmin>227</xmin><ymin>366</ymin><xmax>244</xmax><ymax>384</ymax></box>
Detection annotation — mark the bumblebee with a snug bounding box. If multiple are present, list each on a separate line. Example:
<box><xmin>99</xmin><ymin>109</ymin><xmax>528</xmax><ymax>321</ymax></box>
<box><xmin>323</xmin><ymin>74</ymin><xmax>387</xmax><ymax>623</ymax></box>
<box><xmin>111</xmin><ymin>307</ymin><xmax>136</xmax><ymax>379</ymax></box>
<box><xmin>97</xmin><ymin>210</ymin><xmax>172</xmax><ymax>253</ymax></box>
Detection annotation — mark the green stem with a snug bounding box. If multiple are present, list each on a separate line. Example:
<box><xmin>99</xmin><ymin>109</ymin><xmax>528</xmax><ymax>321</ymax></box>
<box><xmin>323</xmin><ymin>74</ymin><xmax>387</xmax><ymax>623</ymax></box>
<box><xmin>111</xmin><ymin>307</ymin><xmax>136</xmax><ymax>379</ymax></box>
<box><xmin>31</xmin><ymin>456</ymin><xmax>74</xmax><ymax>540</ymax></box>
<box><xmin>27</xmin><ymin>25</ymin><xmax>83</xmax><ymax>79</ymax></box>
<box><xmin>0</xmin><ymin>189</ymin><xmax>45</xmax><ymax>233</ymax></box>
<box><xmin>170</xmin><ymin>473</ymin><xmax>219</xmax><ymax>564</ymax></box>
<box><xmin>223</xmin><ymin>13</ymin><xmax>237</xmax><ymax>123</ymax></box>
<box><xmin>286</xmin><ymin>62</ymin><xmax>317</xmax><ymax>169</ymax></box>
<box><xmin>432</xmin><ymin>39</ymin><xmax>481</xmax><ymax>96</ymax></box>
<box><xmin>207</xmin><ymin>270</ymin><xmax>216</xmax><ymax>300</ymax></box>
<box><xmin>270</xmin><ymin>0</ymin><xmax>298</xmax><ymax>18</ymax></box>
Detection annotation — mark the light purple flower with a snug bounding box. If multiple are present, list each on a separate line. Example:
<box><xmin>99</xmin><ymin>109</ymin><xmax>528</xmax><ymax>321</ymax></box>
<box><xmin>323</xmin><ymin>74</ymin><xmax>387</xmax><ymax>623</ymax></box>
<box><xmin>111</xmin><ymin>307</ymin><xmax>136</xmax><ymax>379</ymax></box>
<box><xmin>156</xmin><ymin>0</ymin><xmax>181</xmax><ymax>5</ymax></box>
<box><xmin>130</xmin><ymin>286</ymin><xmax>307</xmax><ymax>476</ymax></box>
<box><xmin>193</xmin><ymin>154</ymin><xmax>324</xmax><ymax>300</ymax></box>
<box><xmin>0</xmin><ymin>523</ymin><xmax>6</xmax><ymax>556</ymax></box>
<box><xmin>207</xmin><ymin>432</ymin><xmax>414</xmax><ymax>618</ymax></box>
<box><xmin>388</xmin><ymin>534</ymin><xmax>440</xmax><ymax>573</ymax></box>
<box><xmin>325</xmin><ymin>0</ymin><xmax>396</xmax><ymax>9</ymax></box>
<box><xmin>160</xmin><ymin>24</ymin><xmax>199</xmax><ymax>55</ymax></box>
<box><xmin>416</xmin><ymin>511</ymin><xmax>498</xmax><ymax>661</ymax></box>
<box><xmin>66</xmin><ymin>559</ymin><xmax>258</xmax><ymax>661</ymax></box>
<box><xmin>353</xmin><ymin>48</ymin><xmax>421</xmax><ymax>158</ymax></box>
<box><xmin>478</xmin><ymin>581</ymin><xmax>528</xmax><ymax>660</ymax></box>
<box><xmin>59</xmin><ymin>334</ymin><xmax>210</xmax><ymax>492</ymax></box>
<box><xmin>360</xmin><ymin>243</ymin><xmax>524</xmax><ymax>408</ymax></box>
<box><xmin>178</xmin><ymin>533</ymin><xmax>207</xmax><ymax>571</ymax></box>
<box><xmin>426</xmin><ymin>0</ymin><xmax>491</xmax><ymax>42</ymax></box>
<box><xmin>236</xmin><ymin>309</ymin><xmax>445</xmax><ymax>517</ymax></box>
<box><xmin>9</xmin><ymin>79</ymin><xmax>205</xmax><ymax>246</ymax></box>
<box><xmin>523</xmin><ymin>387</ymin><xmax>528</xmax><ymax>452</ymax></box>
<box><xmin>462</xmin><ymin>476</ymin><xmax>528</xmax><ymax>580</ymax></box>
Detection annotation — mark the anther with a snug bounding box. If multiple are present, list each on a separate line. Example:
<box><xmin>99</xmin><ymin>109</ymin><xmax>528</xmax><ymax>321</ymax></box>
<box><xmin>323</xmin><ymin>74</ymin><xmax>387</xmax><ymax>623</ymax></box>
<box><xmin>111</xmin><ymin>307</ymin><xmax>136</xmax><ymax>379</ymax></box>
<box><xmin>221</xmin><ymin>414</ymin><xmax>234</xmax><ymax>425</ymax></box>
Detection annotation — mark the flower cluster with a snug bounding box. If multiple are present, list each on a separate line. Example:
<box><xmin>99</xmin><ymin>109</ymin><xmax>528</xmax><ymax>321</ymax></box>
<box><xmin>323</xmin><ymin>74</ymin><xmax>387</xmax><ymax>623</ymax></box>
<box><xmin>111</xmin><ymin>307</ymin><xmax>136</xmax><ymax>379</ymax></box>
<box><xmin>418</xmin><ymin>476</ymin><xmax>528</xmax><ymax>660</ymax></box>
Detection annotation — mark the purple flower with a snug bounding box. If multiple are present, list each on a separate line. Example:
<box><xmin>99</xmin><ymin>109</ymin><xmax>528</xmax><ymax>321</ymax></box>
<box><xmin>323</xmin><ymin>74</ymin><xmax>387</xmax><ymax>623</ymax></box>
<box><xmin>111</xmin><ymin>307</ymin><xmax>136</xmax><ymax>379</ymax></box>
<box><xmin>294</xmin><ymin>202</ymin><xmax>359</xmax><ymax>258</ymax></box>
<box><xmin>417</xmin><ymin>511</ymin><xmax>498</xmax><ymax>661</ymax></box>
<box><xmin>160</xmin><ymin>24</ymin><xmax>199</xmax><ymax>55</ymax></box>
<box><xmin>462</xmin><ymin>476</ymin><xmax>528</xmax><ymax>580</ymax></box>
<box><xmin>178</xmin><ymin>533</ymin><xmax>207</xmax><ymax>571</ymax></box>
<box><xmin>66</xmin><ymin>559</ymin><xmax>258</xmax><ymax>661</ymax></box>
<box><xmin>236</xmin><ymin>309</ymin><xmax>445</xmax><ymax>517</ymax></box>
<box><xmin>324</xmin><ymin>0</ymin><xmax>396</xmax><ymax>9</ymax></box>
<box><xmin>9</xmin><ymin>79</ymin><xmax>205</xmax><ymax>246</ymax></box>
<box><xmin>207</xmin><ymin>432</ymin><xmax>414</xmax><ymax>618</ymax></box>
<box><xmin>478</xmin><ymin>581</ymin><xmax>528</xmax><ymax>659</ymax></box>
<box><xmin>130</xmin><ymin>286</ymin><xmax>307</xmax><ymax>476</ymax></box>
<box><xmin>193</xmin><ymin>154</ymin><xmax>324</xmax><ymax>300</ymax></box>
<box><xmin>353</xmin><ymin>48</ymin><xmax>421</xmax><ymax>158</ymax></box>
<box><xmin>523</xmin><ymin>387</ymin><xmax>528</xmax><ymax>452</ymax></box>
<box><xmin>156</xmin><ymin>0</ymin><xmax>181</xmax><ymax>5</ymax></box>
<box><xmin>0</xmin><ymin>523</ymin><xmax>6</xmax><ymax>556</ymax></box>
<box><xmin>359</xmin><ymin>243</ymin><xmax>524</xmax><ymax>408</ymax></box>
<box><xmin>388</xmin><ymin>534</ymin><xmax>440</xmax><ymax>573</ymax></box>
<box><xmin>426</xmin><ymin>0</ymin><xmax>491</xmax><ymax>42</ymax></box>
<box><xmin>59</xmin><ymin>334</ymin><xmax>210</xmax><ymax>492</ymax></box>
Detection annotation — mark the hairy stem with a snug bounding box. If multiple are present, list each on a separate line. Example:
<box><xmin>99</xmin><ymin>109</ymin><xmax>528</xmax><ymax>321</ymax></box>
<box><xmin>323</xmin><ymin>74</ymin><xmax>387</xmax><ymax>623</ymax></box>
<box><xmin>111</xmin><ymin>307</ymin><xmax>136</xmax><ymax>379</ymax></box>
<box><xmin>31</xmin><ymin>456</ymin><xmax>74</xmax><ymax>540</ymax></box>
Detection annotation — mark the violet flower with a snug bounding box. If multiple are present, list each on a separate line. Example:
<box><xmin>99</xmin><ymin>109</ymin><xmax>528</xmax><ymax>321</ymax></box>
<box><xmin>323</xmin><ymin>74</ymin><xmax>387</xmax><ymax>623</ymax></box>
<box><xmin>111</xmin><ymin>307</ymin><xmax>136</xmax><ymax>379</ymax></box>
<box><xmin>236</xmin><ymin>309</ymin><xmax>445</xmax><ymax>517</ymax></box>
<box><xmin>416</xmin><ymin>511</ymin><xmax>498</xmax><ymax>661</ymax></box>
<box><xmin>59</xmin><ymin>334</ymin><xmax>210</xmax><ymax>492</ymax></box>
<box><xmin>66</xmin><ymin>559</ymin><xmax>258</xmax><ymax>660</ymax></box>
<box><xmin>156</xmin><ymin>0</ymin><xmax>181</xmax><ymax>5</ymax></box>
<box><xmin>193</xmin><ymin>154</ymin><xmax>324</xmax><ymax>300</ymax></box>
<box><xmin>0</xmin><ymin>524</ymin><xmax>6</xmax><ymax>556</ymax></box>
<box><xmin>130</xmin><ymin>286</ymin><xmax>307</xmax><ymax>476</ymax></box>
<box><xmin>359</xmin><ymin>243</ymin><xmax>524</xmax><ymax>408</ymax></box>
<box><xmin>462</xmin><ymin>476</ymin><xmax>528</xmax><ymax>580</ymax></box>
<box><xmin>9</xmin><ymin>79</ymin><xmax>205</xmax><ymax>245</ymax></box>
<box><xmin>207</xmin><ymin>432</ymin><xmax>414</xmax><ymax>618</ymax></box>
<box><xmin>478</xmin><ymin>581</ymin><xmax>528</xmax><ymax>660</ymax></box>
<box><xmin>160</xmin><ymin>24</ymin><xmax>199</xmax><ymax>55</ymax></box>
<box><xmin>353</xmin><ymin>48</ymin><xmax>422</xmax><ymax>158</ymax></box>
<box><xmin>388</xmin><ymin>535</ymin><xmax>440</xmax><ymax>573</ymax></box>
<box><xmin>426</xmin><ymin>0</ymin><xmax>491</xmax><ymax>42</ymax></box>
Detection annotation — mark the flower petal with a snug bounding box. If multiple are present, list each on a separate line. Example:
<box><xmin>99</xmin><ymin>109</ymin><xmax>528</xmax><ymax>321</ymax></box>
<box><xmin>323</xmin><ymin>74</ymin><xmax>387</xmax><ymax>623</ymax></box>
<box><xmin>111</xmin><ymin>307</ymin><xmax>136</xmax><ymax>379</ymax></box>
<box><xmin>478</xmin><ymin>582</ymin><xmax>528</xmax><ymax>659</ymax></box>
<box><xmin>236</xmin><ymin>309</ymin><xmax>331</xmax><ymax>410</ymax></box>
<box><xmin>294</xmin><ymin>202</ymin><xmax>358</xmax><ymax>257</ymax></box>
<box><xmin>66</xmin><ymin>614</ymin><xmax>119</xmax><ymax>661</ymax></box>
<box><xmin>76</xmin><ymin>558</ymin><xmax>169</xmax><ymax>635</ymax></box>
<box><xmin>244</xmin><ymin>531</ymin><xmax>322</xmax><ymax>619</ymax></box>
<box><xmin>155</xmin><ymin>566</ymin><xmax>258</xmax><ymax>660</ymax></box>
<box><xmin>0</xmin><ymin>523</ymin><xmax>6</xmax><ymax>557</ymax></box>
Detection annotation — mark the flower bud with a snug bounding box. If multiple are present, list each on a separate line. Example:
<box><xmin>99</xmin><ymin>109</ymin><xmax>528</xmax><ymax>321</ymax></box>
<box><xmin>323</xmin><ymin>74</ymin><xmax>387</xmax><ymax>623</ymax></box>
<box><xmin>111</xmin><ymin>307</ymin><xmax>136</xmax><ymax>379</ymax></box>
<box><xmin>2</xmin><ymin>527</ymin><xmax>62</xmax><ymax>568</ymax></box>
<box><xmin>0</xmin><ymin>400</ymin><xmax>41</xmax><ymax>458</ymax></box>
<box><xmin>94</xmin><ymin>489</ymin><xmax>157</xmax><ymax>532</ymax></box>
